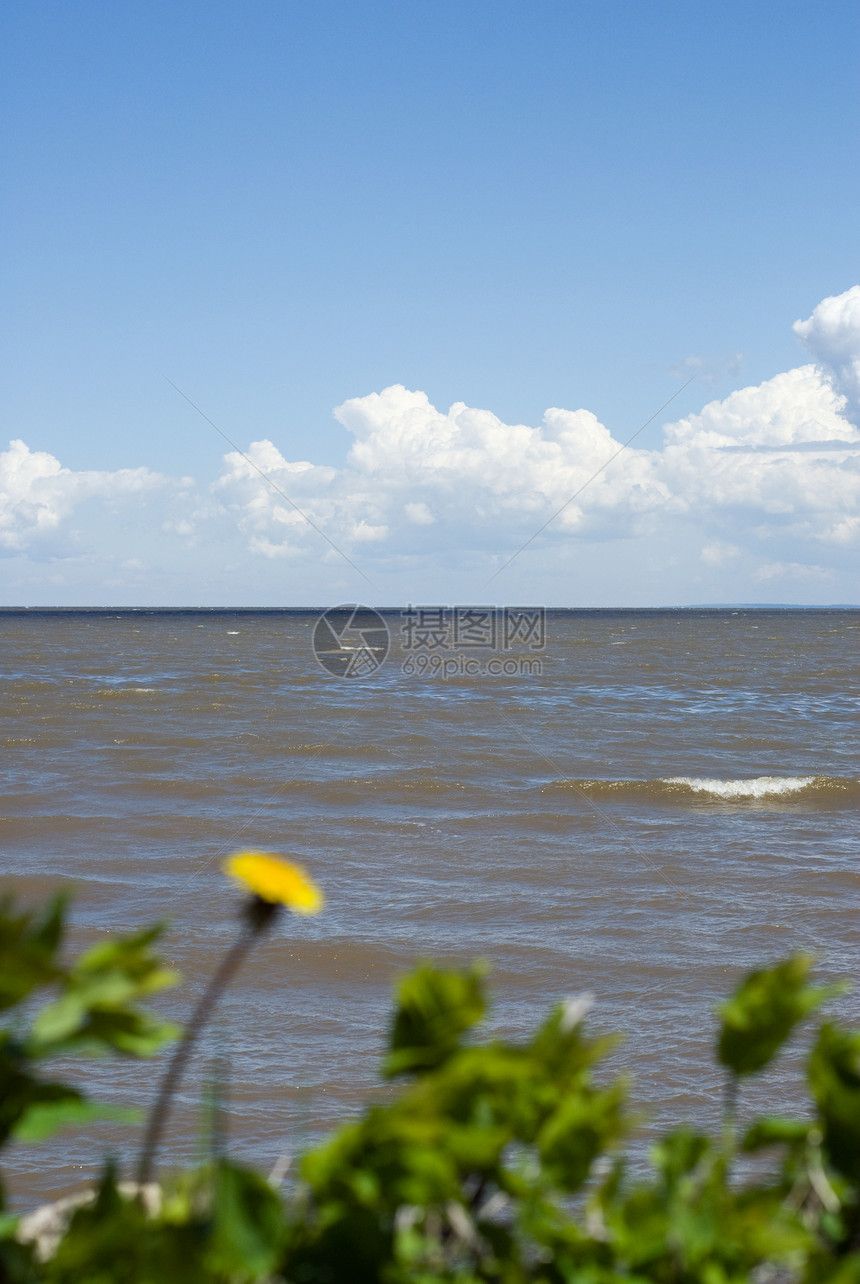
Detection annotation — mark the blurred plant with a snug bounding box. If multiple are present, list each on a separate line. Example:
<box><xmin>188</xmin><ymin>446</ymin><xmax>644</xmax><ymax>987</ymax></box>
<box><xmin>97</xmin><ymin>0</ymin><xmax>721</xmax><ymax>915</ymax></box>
<box><xmin>0</xmin><ymin>891</ymin><xmax>179</xmax><ymax>1279</ymax></box>
<box><xmin>136</xmin><ymin>852</ymin><xmax>323</xmax><ymax>1186</ymax></box>
<box><xmin>717</xmin><ymin>953</ymin><xmax>846</xmax><ymax>1132</ymax></box>
<box><xmin>0</xmin><ymin>894</ymin><xmax>178</xmax><ymax>1175</ymax></box>
<box><xmin>3</xmin><ymin>875</ymin><xmax>860</xmax><ymax>1283</ymax></box>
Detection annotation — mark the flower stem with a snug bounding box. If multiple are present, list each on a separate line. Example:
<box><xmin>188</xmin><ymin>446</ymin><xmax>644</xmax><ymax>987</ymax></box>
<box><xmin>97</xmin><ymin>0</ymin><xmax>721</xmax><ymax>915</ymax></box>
<box><xmin>136</xmin><ymin>922</ymin><xmax>258</xmax><ymax>1186</ymax></box>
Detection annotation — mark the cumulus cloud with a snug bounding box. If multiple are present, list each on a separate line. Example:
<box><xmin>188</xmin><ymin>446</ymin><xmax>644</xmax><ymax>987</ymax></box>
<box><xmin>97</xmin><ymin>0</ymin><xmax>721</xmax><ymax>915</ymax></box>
<box><xmin>700</xmin><ymin>541</ymin><xmax>740</xmax><ymax>566</ymax></box>
<box><xmin>648</xmin><ymin>290</ymin><xmax>860</xmax><ymax>577</ymax></box>
<box><xmin>753</xmin><ymin>561</ymin><xmax>834</xmax><ymax>583</ymax></box>
<box><xmin>794</xmin><ymin>285</ymin><xmax>860</xmax><ymax>421</ymax></box>
<box><xmin>208</xmin><ymin>387</ymin><xmax>672</xmax><ymax>566</ymax></box>
<box><xmin>662</xmin><ymin>365</ymin><xmax>853</xmax><ymax>451</ymax></box>
<box><xmin>405</xmin><ymin>501</ymin><xmax>435</xmax><ymax>526</ymax></box>
<box><xmin>2</xmin><ymin>286</ymin><xmax>859</xmax><ymax>602</ymax></box>
<box><xmin>213</xmin><ymin>296</ymin><xmax>859</xmax><ymax>568</ymax></box>
<box><xmin>0</xmin><ymin>439</ymin><xmax>170</xmax><ymax>556</ymax></box>
<box><xmin>659</xmin><ymin>366</ymin><xmax>859</xmax><ymax>532</ymax></box>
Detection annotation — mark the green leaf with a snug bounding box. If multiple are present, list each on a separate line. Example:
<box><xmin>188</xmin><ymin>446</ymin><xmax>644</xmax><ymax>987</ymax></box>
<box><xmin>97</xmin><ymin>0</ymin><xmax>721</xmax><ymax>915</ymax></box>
<box><xmin>384</xmin><ymin>962</ymin><xmax>487</xmax><ymax>1078</ymax></box>
<box><xmin>27</xmin><ymin>920</ymin><xmax>180</xmax><ymax>1058</ymax></box>
<box><xmin>538</xmin><ymin>1080</ymin><xmax>627</xmax><ymax>1190</ymax></box>
<box><xmin>0</xmin><ymin>1056</ymin><xmax>87</xmax><ymax>1149</ymax></box>
<box><xmin>0</xmin><ymin>893</ymin><xmax>66</xmax><ymax>1012</ymax></box>
<box><xmin>0</xmin><ymin>1212</ymin><xmax>20</xmax><ymax>1239</ymax></box>
<box><xmin>76</xmin><ymin>924</ymin><xmax>171</xmax><ymax>983</ymax></box>
<box><xmin>650</xmin><ymin>1126</ymin><xmax>711</xmax><ymax>1188</ymax></box>
<box><xmin>0</xmin><ymin>1232</ymin><xmax>39</xmax><ymax>1284</ymax></box>
<box><xmin>741</xmin><ymin>1117</ymin><xmax>812</xmax><ymax>1152</ymax></box>
<box><xmin>209</xmin><ymin>1160</ymin><xmax>286</xmax><ymax>1278</ymax></box>
<box><xmin>32</xmin><ymin>979</ymin><xmax>132</xmax><ymax>1046</ymax></box>
<box><xmin>12</xmin><ymin>1097</ymin><xmax>140</xmax><ymax>1142</ymax></box>
<box><xmin>717</xmin><ymin>955</ymin><xmax>843</xmax><ymax>1076</ymax></box>
<box><xmin>808</xmin><ymin>1022</ymin><xmax>860</xmax><ymax>1181</ymax></box>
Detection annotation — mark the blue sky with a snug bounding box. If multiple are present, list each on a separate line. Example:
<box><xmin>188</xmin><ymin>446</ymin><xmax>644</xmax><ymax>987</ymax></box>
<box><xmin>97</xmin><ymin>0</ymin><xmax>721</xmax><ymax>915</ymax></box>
<box><xmin>2</xmin><ymin>1</ymin><xmax>859</xmax><ymax>605</ymax></box>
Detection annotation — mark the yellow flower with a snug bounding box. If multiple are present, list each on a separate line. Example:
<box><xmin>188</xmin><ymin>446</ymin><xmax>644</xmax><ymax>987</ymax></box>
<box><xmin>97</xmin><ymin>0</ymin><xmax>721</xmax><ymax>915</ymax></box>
<box><xmin>224</xmin><ymin>851</ymin><xmax>323</xmax><ymax>915</ymax></box>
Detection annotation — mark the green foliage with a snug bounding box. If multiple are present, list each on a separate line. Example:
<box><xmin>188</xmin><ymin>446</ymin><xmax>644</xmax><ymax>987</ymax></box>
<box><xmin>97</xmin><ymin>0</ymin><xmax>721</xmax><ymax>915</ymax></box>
<box><xmin>293</xmin><ymin>972</ymin><xmax>626</xmax><ymax>1281</ymax></box>
<box><xmin>12</xmin><ymin>1099</ymin><xmax>140</xmax><ymax>1144</ymax></box>
<box><xmin>0</xmin><ymin>893</ymin><xmax>179</xmax><ymax>1205</ymax></box>
<box><xmin>384</xmin><ymin>961</ymin><xmax>488</xmax><ymax>1078</ymax></box>
<box><xmin>3</xmin><ymin>891</ymin><xmax>860</xmax><ymax>1284</ymax></box>
<box><xmin>808</xmin><ymin>1022</ymin><xmax>860</xmax><ymax>1182</ymax></box>
<box><xmin>28</xmin><ymin>924</ymin><xmax>180</xmax><ymax>1058</ymax></box>
<box><xmin>0</xmin><ymin>896</ymin><xmax>65</xmax><ymax>1014</ymax></box>
<box><xmin>717</xmin><ymin>953</ymin><xmax>843</xmax><ymax>1076</ymax></box>
<box><xmin>35</xmin><ymin>1159</ymin><xmax>286</xmax><ymax>1284</ymax></box>
<box><xmin>209</xmin><ymin>1160</ymin><xmax>287</xmax><ymax>1278</ymax></box>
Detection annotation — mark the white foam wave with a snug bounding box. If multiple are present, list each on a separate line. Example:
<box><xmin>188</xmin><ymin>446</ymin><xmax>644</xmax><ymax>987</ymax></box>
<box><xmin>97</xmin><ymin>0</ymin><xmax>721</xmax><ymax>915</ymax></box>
<box><xmin>663</xmin><ymin>775</ymin><xmax>816</xmax><ymax>799</ymax></box>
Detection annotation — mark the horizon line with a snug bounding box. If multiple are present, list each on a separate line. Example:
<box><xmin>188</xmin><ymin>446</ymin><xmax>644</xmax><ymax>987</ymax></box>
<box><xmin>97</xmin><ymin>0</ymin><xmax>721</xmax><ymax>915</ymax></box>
<box><xmin>1</xmin><ymin>603</ymin><xmax>858</xmax><ymax>613</ymax></box>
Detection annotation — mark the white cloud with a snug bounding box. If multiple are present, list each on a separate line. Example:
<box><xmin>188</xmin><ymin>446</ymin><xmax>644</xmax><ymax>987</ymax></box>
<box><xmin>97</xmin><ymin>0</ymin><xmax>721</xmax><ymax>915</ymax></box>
<box><xmin>0</xmin><ymin>439</ymin><xmax>168</xmax><ymax>556</ymax></box>
<box><xmin>405</xmin><ymin>501</ymin><xmax>435</xmax><ymax>525</ymax></box>
<box><xmin>216</xmin><ymin>387</ymin><xmax>672</xmax><ymax>555</ymax></box>
<box><xmin>753</xmin><ymin>561</ymin><xmax>834</xmax><ymax>583</ymax></box>
<box><xmin>2</xmin><ymin>286</ymin><xmax>859</xmax><ymax>603</ymax></box>
<box><xmin>819</xmin><ymin>515</ymin><xmax>860</xmax><ymax>545</ymax></box>
<box><xmin>335</xmin><ymin>387</ymin><xmax>667</xmax><ymax>533</ymax></box>
<box><xmin>658</xmin><ymin>366</ymin><xmax>859</xmax><ymax>530</ymax></box>
<box><xmin>214</xmin><ymin>342</ymin><xmax>858</xmax><ymax>565</ymax></box>
<box><xmin>700</xmin><ymin>541</ymin><xmax>740</xmax><ymax>566</ymax></box>
<box><xmin>794</xmin><ymin>285</ymin><xmax>860</xmax><ymax>420</ymax></box>
<box><xmin>662</xmin><ymin>365</ymin><xmax>853</xmax><ymax>450</ymax></box>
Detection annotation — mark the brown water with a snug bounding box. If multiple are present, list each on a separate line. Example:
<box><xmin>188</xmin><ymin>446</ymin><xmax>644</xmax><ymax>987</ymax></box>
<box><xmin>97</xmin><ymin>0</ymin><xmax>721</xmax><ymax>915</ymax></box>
<box><xmin>1</xmin><ymin>607</ymin><xmax>858</xmax><ymax>1207</ymax></box>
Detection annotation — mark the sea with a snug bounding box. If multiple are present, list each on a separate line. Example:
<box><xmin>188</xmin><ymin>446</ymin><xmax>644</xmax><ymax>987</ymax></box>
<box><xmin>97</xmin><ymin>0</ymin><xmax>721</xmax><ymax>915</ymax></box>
<box><xmin>1</xmin><ymin>606</ymin><xmax>858</xmax><ymax>1208</ymax></box>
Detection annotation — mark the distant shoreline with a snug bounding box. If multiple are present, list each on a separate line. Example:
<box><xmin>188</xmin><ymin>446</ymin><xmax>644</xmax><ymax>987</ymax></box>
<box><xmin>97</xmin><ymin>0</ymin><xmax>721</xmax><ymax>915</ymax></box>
<box><xmin>0</xmin><ymin>604</ymin><xmax>858</xmax><ymax>615</ymax></box>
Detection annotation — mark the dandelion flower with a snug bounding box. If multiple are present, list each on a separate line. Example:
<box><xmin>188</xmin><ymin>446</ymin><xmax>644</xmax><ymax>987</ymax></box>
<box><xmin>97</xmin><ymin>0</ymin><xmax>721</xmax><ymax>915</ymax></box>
<box><xmin>138</xmin><ymin>847</ymin><xmax>323</xmax><ymax>1185</ymax></box>
<box><xmin>224</xmin><ymin>851</ymin><xmax>324</xmax><ymax>915</ymax></box>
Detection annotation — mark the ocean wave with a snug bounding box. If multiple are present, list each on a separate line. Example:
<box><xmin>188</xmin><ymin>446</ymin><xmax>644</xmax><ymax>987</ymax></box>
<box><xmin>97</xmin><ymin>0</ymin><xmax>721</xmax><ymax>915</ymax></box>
<box><xmin>543</xmin><ymin>774</ymin><xmax>859</xmax><ymax>804</ymax></box>
<box><xmin>662</xmin><ymin>775</ymin><xmax>816</xmax><ymax>799</ymax></box>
